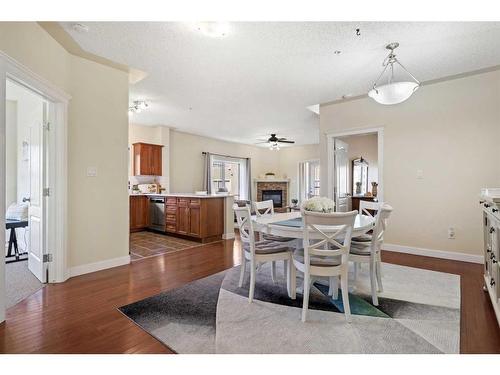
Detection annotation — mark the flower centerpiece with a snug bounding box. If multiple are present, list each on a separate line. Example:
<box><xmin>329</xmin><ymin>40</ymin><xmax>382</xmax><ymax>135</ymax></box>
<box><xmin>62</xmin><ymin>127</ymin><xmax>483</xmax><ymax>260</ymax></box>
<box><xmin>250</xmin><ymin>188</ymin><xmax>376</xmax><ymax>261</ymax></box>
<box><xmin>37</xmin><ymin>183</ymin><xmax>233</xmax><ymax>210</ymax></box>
<box><xmin>301</xmin><ymin>196</ymin><xmax>335</xmax><ymax>213</ymax></box>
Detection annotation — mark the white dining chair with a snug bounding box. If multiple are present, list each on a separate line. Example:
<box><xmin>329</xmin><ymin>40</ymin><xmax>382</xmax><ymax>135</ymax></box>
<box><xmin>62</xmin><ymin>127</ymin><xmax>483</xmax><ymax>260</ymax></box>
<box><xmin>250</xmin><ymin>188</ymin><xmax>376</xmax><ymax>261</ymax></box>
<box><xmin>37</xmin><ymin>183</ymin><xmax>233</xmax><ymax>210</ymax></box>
<box><xmin>290</xmin><ymin>209</ymin><xmax>357</xmax><ymax>322</ymax></box>
<box><xmin>253</xmin><ymin>200</ymin><xmax>296</xmax><ymax>282</ymax></box>
<box><xmin>234</xmin><ymin>204</ymin><xmax>294</xmax><ymax>303</ymax></box>
<box><xmin>349</xmin><ymin>204</ymin><xmax>393</xmax><ymax>306</ymax></box>
<box><xmin>352</xmin><ymin>200</ymin><xmax>382</xmax><ymax>243</ymax></box>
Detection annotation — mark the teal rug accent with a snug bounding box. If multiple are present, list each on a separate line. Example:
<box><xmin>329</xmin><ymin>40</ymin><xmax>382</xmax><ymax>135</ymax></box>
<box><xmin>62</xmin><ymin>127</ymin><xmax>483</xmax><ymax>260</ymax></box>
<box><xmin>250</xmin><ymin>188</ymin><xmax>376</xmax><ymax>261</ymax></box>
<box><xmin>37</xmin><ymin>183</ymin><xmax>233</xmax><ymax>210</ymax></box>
<box><xmin>314</xmin><ymin>282</ymin><xmax>389</xmax><ymax>318</ymax></box>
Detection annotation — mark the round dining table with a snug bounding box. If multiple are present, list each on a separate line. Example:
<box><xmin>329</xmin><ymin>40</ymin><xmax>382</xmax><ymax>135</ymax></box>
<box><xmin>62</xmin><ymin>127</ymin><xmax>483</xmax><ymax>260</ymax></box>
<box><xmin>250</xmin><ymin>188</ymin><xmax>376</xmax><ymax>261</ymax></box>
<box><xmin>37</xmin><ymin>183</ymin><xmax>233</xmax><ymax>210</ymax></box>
<box><xmin>252</xmin><ymin>211</ymin><xmax>375</xmax><ymax>242</ymax></box>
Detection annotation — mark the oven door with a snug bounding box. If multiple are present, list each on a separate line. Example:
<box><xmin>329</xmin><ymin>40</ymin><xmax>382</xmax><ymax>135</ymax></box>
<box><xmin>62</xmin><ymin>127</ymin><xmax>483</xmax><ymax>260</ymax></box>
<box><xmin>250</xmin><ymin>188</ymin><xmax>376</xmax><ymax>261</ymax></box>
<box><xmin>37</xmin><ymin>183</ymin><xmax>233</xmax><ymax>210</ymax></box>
<box><xmin>148</xmin><ymin>197</ymin><xmax>166</xmax><ymax>231</ymax></box>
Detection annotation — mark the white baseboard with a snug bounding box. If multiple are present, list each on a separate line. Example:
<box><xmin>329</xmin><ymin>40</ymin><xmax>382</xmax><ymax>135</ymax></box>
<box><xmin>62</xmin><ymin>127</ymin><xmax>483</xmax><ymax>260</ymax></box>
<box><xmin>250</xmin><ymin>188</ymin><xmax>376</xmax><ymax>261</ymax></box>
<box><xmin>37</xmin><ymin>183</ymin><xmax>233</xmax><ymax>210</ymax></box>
<box><xmin>223</xmin><ymin>232</ymin><xmax>235</xmax><ymax>240</ymax></box>
<box><xmin>68</xmin><ymin>255</ymin><xmax>131</xmax><ymax>278</ymax></box>
<box><xmin>383</xmin><ymin>243</ymin><xmax>484</xmax><ymax>264</ymax></box>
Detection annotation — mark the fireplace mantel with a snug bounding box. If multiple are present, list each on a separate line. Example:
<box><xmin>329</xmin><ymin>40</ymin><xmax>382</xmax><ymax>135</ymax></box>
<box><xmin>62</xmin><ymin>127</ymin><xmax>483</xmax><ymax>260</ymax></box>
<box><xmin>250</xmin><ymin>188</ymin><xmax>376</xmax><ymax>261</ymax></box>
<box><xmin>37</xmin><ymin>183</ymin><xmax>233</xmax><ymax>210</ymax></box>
<box><xmin>253</xmin><ymin>178</ymin><xmax>290</xmax><ymax>183</ymax></box>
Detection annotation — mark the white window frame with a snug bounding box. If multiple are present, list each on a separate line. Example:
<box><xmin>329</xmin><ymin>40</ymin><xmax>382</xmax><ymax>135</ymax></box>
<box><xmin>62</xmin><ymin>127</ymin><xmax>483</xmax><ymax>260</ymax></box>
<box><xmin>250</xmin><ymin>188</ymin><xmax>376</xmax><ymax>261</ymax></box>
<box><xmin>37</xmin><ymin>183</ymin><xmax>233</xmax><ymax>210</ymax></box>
<box><xmin>211</xmin><ymin>155</ymin><xmax>249</xmax><ymax>200</ymax></box>
<box><xmin>297</xmin><ymin>158</ymin><xmax>321</xmax><ymax>203</ymax></box>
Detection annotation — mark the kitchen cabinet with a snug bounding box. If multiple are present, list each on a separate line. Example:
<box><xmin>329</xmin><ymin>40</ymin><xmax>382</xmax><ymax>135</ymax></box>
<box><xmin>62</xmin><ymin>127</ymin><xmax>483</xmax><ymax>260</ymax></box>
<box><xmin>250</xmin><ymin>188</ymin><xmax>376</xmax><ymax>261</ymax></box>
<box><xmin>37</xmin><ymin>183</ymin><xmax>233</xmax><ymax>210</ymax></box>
<box><xmin>166</xmin><ymin>196</ymin><xmax>224</xmax><ymax>243</ymax></box>
<box><xmin>480</xmin><ymin>188</ymin><xmax>500</xmax><ymax>327</ymax></box>
<box><xmin>132</xmin><ymin>142</ymin><xmax>163</xmax><ymax>176</ymax></box>
<box><xmin>130</xmin><ymin>195</ymin><xmax>149</xmax><ymax>232</ymax></box>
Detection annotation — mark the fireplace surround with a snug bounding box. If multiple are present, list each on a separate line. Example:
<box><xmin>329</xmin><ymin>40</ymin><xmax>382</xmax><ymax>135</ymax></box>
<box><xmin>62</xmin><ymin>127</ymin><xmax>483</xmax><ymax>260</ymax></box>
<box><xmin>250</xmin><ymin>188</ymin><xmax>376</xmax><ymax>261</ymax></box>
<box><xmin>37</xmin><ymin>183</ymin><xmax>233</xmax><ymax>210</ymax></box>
<box><xmin>255</xmin><ymin>178</ymin><xmax>290</xmax><ymax>212</ymax></box>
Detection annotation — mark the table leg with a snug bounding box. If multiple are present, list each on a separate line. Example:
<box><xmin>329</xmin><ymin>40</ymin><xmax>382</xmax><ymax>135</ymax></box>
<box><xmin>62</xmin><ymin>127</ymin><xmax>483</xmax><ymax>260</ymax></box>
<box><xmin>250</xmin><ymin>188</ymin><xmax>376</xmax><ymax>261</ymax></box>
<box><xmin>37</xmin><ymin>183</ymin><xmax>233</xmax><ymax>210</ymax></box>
<box><xmin>7</xmin><ymin>228</ymin><xmax>15</xmax><ymax>257</ymax></box>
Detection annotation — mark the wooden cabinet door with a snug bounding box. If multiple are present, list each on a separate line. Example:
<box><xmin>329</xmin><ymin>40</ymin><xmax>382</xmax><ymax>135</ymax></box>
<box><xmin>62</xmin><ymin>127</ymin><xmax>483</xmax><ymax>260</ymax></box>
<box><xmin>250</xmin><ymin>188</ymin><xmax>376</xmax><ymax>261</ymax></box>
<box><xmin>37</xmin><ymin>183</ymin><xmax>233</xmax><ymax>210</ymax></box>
<box><xmin>189</xmin><ymin>206</ymin><xmax>201</xmax><ymax>237</ymax></box>
<box><xmin>133</xmin><ymin>143</ymin><xmax>163</xmax><ymax>176</ymax></box>
<box><xmin>176</xmin><ymin>199</ymin><xmax>190</xmax><ymax>235</ymax></box>
<box><xmin>130</xmin><ymin>196</ymin><xmax>149</xmax><ymax>231</ymax></box>
<box><xmin>151</xmin><ymin>145</ymin><xmax>162</xmax><ymax>176</ymax></box>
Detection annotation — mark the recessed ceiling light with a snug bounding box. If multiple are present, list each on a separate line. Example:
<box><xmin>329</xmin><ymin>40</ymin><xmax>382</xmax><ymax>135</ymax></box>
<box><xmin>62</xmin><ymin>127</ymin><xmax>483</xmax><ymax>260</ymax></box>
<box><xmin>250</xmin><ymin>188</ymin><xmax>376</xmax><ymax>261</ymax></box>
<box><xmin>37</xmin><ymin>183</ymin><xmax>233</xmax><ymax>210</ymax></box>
<box><xmin>72</xmin><ymin>23</ymin><xmax>89</xmax><ymax>33</ymax></box>
<box><xmin>333</xmin><ymin>50</ymin><xmax>342</xmax><ymax>55</ymax></box>
<box><xmin>194</xmin><ymin>22</ymin><xmax>230</xmax><ymax>38</ymax></box>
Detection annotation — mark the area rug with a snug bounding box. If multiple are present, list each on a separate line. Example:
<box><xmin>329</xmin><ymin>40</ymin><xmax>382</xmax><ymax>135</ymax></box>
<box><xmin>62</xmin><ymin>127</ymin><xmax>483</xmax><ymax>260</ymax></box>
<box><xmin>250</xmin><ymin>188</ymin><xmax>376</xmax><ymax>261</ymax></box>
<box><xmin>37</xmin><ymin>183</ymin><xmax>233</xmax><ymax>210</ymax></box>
<box><xmin>5</xmin><ymin>260</ymin><xmax>44</xmax><ymax>308</ymax></box>
<box><xmin>119</xmin><ymin>262</ymin><xmax>460</xmax><ymax>354</ymax></box>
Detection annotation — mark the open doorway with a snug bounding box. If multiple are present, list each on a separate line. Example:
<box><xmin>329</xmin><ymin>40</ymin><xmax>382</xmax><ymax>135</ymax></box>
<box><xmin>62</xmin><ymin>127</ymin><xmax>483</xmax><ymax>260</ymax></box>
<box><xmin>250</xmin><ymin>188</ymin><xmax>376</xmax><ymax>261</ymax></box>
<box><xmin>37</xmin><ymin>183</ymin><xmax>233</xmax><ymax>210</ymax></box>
<box><xmin>4</xmin><ymin>79</ymin><xmax>49</xmax><ymax>308</ymax></box>
<box><xmin>327</xmin><ymin>128</ymin><xmax>383</xmax><ymax>212</ymax></box>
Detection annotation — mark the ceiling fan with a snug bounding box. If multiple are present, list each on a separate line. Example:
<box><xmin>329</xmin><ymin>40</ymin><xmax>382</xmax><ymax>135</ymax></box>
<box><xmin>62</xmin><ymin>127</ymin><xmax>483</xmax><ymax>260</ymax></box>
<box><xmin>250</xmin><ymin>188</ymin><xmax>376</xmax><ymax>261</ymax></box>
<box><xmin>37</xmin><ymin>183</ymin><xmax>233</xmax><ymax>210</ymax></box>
<box><xmin>255</xmin><ymin>134</ymin><xmax>295</xmax><ymax>150</ymax></box>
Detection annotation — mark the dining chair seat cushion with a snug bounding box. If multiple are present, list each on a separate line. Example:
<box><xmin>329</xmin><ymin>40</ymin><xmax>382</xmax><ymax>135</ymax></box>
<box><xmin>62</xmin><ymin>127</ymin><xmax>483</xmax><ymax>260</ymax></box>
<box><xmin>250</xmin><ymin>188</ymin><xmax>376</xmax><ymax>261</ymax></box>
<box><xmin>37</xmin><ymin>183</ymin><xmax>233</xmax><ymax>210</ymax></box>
<box><xmin>349</xmin><ymin>242</ymin><xmax>373</xmax><ymax>256</ymax></box>
<box><xmin>293</xmin><ymin>248</ymin><xmax>341</xmax><ymax>267</ymax></box>
<box><xmin>351</xmin><ymin>233</ymin><xmax>372</xmax><ymax>243</ymax></box>
<box><xmin>243</xmin><ymin>241</ymin><xmax>292</xmax><ymax>255</ymax></box>
<box><xmin>262</xmin><ymin>233</ymin><xmax>296</xmax><ymax>242</ymax></box>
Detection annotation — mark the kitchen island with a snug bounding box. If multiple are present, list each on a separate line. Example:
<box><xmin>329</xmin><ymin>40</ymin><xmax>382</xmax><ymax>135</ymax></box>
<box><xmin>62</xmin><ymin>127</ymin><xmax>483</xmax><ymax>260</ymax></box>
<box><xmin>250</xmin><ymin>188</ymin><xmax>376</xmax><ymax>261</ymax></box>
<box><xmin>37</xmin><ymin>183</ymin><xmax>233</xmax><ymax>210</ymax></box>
<box><xmin>130</xmin><ymin>193</ymin><xmax>235</xmax><ymax>243</ymax></box>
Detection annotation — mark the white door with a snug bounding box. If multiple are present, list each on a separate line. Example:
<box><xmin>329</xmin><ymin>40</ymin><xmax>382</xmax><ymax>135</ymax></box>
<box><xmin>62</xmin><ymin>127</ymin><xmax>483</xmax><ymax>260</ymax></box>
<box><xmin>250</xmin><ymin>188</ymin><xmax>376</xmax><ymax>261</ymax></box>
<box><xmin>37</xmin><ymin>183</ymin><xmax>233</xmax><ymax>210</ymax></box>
<box><xmin>334</xmin><ymin>139</ymin><xmax>350</xmax><ymax>212</ymax></box>
<box><xmin>26</xmin><ymin>101</ymin><xmax>47</xmax><ymax>282</ymax></box>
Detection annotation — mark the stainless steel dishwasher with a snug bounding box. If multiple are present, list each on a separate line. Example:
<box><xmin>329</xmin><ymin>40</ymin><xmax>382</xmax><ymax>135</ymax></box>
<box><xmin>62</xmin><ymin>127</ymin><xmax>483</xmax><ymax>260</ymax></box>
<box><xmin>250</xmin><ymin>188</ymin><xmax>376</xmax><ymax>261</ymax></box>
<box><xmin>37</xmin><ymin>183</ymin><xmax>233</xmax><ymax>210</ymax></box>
<box><xmin>148</xmin><ymin>196</ymin><xmax>166</xmax><ymax>231</ymax></box>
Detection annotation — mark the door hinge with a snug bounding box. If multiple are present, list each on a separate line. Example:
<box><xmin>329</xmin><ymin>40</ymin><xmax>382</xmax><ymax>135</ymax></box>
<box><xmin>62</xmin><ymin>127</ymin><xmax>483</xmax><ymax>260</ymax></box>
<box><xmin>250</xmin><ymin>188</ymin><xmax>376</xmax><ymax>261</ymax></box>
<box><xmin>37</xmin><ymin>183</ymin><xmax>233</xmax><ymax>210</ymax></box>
<box><xmin>43</xmin><ymin>122</ymin><xmax>51</xmax><ymax>131</ymax></box>
<box><xmin>43</xmin><ymin>254</ymin><xmax>53</xmax><ymax>263</ymax></box>
<box><xmin>43</xmin><ymin>188</ymin><xmax>51</xmax><ymax>197</ymax></box>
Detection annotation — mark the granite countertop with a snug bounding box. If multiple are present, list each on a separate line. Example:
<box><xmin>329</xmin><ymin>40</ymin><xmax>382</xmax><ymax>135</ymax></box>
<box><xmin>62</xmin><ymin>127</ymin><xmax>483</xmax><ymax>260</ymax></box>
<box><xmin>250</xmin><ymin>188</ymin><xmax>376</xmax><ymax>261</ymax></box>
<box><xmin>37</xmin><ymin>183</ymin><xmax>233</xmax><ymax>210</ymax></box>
<box><xmin>130</xmin><ymin>192</ymin><xmax>235</xmax><ymax>198</ymax></box>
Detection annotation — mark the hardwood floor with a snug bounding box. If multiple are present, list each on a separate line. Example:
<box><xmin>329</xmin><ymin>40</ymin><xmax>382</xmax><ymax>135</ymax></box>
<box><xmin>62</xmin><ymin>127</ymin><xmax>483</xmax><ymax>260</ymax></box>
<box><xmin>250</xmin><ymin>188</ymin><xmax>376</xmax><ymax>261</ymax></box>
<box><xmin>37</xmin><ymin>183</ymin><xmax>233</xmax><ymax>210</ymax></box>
<box><xmin>0</xmin><ymin>238</ymin><xmax>499</xmax><ymax>353</ymax></box>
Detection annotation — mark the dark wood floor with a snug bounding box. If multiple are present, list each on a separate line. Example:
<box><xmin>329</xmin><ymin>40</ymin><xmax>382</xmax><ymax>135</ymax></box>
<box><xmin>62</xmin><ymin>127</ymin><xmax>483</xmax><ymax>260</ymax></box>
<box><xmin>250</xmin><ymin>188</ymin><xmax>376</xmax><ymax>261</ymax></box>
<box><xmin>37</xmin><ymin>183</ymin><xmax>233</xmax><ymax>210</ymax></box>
<box><xmin>0</xmin><ymin>238</ymin><xmax>499</xmax><ymax>353</ymax></box>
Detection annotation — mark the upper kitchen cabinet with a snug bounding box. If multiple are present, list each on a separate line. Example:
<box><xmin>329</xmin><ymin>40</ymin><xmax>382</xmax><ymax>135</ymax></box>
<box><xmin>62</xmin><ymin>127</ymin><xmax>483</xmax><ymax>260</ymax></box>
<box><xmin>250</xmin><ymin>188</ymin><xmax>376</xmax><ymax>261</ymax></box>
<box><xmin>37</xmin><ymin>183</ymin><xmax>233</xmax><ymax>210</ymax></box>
<box><xmin>132</xmin><ymin>142</ymin><xmax>163</xmax><ymax>176</ymax></box>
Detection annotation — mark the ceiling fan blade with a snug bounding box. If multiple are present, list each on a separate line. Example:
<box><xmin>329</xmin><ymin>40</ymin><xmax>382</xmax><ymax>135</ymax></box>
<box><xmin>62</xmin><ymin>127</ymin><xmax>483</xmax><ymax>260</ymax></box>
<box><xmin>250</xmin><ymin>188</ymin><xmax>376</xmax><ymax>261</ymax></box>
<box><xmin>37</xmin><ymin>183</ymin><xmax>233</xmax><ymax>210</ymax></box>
<box><xmin>254</xmin><ymin>141</ymin><xmax>270</xmax><ymax>144</ymax></box>
<box><xmin>277</xmin><ymin>140</ymin><xmax>295</xmax><ymax>144</ymax></box>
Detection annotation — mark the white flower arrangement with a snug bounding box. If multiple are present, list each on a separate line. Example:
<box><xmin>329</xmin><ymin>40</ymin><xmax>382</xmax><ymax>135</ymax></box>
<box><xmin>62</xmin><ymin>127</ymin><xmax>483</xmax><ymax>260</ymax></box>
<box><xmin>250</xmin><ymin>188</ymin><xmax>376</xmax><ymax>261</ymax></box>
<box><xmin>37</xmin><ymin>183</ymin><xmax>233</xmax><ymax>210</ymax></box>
<box><xmin>301</xmin><ymin>196</ymin><xmax>335</xmax><ymax>213</ymax></box>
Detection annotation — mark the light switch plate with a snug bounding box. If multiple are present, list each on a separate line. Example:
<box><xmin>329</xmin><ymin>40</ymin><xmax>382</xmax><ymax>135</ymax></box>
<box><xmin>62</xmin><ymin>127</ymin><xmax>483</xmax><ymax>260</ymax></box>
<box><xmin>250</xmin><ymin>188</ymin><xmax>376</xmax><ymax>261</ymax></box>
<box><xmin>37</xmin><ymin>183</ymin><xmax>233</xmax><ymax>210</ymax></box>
<box><xmin>87</xmin><ymin>167</ymin><xmax>97</xmax><ymax>177</ymax></box>
<box><xmin>416</xmin><ymin>169</ymin><xmax>424</xmax><ymax>179</ymax></box>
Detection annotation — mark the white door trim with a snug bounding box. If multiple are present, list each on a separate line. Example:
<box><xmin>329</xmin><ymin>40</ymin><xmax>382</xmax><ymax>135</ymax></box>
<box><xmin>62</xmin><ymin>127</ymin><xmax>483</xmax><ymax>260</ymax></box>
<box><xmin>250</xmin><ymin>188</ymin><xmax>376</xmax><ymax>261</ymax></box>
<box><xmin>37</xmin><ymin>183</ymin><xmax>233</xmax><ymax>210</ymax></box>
<box><xmin>326</xmin><ymin>127</ymin><xmax>384</xmax><ymax>204</ymax></box>
<box><xmin>0</xmin><ymin>52</ymin><xmax>70</xmax><ymax>323</ymax></box>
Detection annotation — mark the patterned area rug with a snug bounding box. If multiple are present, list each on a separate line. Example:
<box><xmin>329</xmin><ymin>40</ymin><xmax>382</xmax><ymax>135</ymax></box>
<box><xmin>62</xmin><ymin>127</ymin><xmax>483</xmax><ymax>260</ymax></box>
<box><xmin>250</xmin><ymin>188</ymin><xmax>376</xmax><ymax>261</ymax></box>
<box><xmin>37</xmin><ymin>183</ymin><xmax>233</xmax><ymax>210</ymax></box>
<box><xmin>119</xmin><ymin>262</ymin><xmax>460</xmax><ymax>353</ymax></box>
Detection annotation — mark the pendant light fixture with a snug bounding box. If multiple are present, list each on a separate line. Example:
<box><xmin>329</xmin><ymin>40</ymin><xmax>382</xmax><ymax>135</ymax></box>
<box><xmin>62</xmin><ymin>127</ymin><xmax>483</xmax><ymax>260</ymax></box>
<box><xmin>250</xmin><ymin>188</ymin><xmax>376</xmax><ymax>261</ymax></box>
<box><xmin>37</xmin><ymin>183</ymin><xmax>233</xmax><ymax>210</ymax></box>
<box><xmin>368</xmin><ymin>42</ymin><xmax>420</xmax><ymax>105</ymax></box>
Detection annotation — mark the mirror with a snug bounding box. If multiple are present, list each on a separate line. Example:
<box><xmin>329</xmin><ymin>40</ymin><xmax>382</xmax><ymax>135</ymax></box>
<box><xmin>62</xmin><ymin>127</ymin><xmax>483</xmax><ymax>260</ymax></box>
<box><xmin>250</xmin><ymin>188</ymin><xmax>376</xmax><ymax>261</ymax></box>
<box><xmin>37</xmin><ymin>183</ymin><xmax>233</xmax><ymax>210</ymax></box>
<box><xmin>352</xmin><ymin>157</ymin><xmax>369</xmax><ymax>196</ymax></box>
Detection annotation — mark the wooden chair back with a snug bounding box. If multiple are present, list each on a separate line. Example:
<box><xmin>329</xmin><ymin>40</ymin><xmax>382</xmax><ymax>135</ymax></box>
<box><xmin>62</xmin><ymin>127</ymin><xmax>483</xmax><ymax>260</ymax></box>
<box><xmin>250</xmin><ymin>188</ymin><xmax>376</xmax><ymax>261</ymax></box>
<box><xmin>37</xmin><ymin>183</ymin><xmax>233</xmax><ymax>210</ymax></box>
<box><xmin>359</xmin><ymin>200</ymin><xmax>382</xmax><ymax>217</ymax></box>
<box><xmin>253</xmin><ymin>200</ymin><xmax>274</xmax><ymax>217</ymax></box>
<box><xmin>233</xmin><ymin>204</ymin><xmax>256</xmax><ymax>253</ymax></box>
<box><xmin>301</xmin><ymin>210</ymin><xmax>357</xmax><ymax>265</ymax></box>
<box><xmin>369</xmin><ymin>204</ymin><xmax>393</xmax><ymax>253</ymax></box>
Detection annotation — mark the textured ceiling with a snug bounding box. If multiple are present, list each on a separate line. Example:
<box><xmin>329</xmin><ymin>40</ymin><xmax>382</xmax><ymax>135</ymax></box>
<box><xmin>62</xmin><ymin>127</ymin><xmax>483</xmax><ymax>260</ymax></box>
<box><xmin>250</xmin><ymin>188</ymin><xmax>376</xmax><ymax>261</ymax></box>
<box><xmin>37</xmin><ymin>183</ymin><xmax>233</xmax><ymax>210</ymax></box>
<box><xmin>61</xmin><ymin>22</ymin><xmax>500</xmax><ymax>146</ymax></box>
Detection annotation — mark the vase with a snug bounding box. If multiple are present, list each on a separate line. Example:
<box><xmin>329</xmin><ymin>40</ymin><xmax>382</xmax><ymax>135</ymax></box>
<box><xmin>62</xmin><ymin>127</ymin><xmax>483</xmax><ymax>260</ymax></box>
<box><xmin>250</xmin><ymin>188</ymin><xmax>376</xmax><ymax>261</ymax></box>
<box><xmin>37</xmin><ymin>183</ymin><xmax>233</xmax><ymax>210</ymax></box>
<box><xmin>371</xmin><ymin>182</ymin><xmax>378</xmax><ymax>197</ymax></box>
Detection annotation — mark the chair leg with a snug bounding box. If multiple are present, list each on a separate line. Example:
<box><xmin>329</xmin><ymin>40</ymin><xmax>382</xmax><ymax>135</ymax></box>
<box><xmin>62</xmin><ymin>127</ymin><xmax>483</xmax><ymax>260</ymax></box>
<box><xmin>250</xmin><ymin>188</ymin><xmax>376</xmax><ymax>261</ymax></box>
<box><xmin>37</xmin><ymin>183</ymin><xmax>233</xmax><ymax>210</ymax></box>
<box><xmin>301</xmin><ymin>270</ymin><xmax>310</xmax><ymax>322</ymax></box>
<box><xmin>328</xmin><ymin>276</ymin><xmax>334</xmax><ymax>296</ymax></box>
<box><xmin>332</xmin><ymin>277</ymin><xmax>339</xmax><ymax>300</ymax></box>
<box><xmin>238</xmin><ymin>252</ymin><xmax>246</xmax><ymax>288</ymax></box>
<box><xmin>249</xmin><ymin>259</ymin><xmax>256</xmax><ymax>303</ymax></box>
<box><xmin>290</xmin><ymin>260</ymin><xmax>297</xmax><ymax>300</ymax></box>
<box><xmin>376</xmin><ymin>256</ymin><xmax>383</xmax><ymax>293</ymax></box>
<box><xmin>369</xmin><ymin>258</ymin><xmax>379</xmax><ymax>306</ymax></box>
<box><xmin>340</xmin><ymin>270</ymin><xmax>351</xmax><ymax>323</ymax></box>
<box><xmin>271</xmin><ymin>261</ymin><xmax>276</xmax><ymax>283</ymax></box>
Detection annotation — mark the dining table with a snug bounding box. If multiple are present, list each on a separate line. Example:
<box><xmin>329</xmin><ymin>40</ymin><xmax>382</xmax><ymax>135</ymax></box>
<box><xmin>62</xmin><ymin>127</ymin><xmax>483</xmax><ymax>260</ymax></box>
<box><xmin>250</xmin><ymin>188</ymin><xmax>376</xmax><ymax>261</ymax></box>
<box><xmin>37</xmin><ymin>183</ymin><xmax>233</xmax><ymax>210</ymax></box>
<box><xmin>252</xmin><ymin>211</ymin><xmax>375</xmax><ymax>244</ymax></box>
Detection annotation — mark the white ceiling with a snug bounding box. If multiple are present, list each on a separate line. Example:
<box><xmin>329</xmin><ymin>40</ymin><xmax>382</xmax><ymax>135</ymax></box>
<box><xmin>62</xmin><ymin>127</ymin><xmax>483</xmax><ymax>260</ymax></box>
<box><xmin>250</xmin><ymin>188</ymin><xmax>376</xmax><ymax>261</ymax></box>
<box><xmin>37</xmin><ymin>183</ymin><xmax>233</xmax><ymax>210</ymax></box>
<box><xmin>61</xmin><ymin>22</ymin><xmax>500</xmax><ymax>146</ymax></box>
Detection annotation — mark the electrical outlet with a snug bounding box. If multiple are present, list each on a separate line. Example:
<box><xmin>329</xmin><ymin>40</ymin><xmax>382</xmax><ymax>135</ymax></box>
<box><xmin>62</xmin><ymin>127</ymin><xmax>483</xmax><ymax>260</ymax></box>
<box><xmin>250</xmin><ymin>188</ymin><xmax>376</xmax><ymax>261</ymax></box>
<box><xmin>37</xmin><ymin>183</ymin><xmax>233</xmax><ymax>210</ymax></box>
<box><xmin>86</xmin><ymin>167</ymin><xmax>97</xmax><ymax>177</ymax></box>
<box><xmin>448</xmin><ymin>227</ymin><xmax>456</xmax><ymax>239</ymax></box>
<box><xmin>416</xmin><ymin>169</ymin><xmax>424</xmax><ymax>180</ymax></box>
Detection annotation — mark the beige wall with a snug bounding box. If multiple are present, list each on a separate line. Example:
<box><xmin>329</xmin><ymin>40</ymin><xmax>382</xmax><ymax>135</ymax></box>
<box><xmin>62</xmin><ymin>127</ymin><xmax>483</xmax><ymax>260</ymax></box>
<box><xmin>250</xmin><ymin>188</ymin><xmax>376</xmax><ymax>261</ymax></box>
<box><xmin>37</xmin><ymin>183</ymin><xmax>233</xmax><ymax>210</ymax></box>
<box><xmin>68</xmin><ymin>55</ymin><xmax>129</xmax><ymax>268</ymax></box>
<box><xmin>169</xmin><ymin>130</ymin><xmax>281</xmax><ymax>198</ymax></box>
<box><xmin>0</xmin><ymin>22</ymin><xmax>130</xmax><ymax>270</ymax></box>
<box><xmin>277</xmin><ymin>144</ymin><xmax>320</xmax><ymax>204</ymax></box>
<box><xmin>320</xmin><ymin>69</ymin><xmax>500</xmax><ymax>256</ymax></box>
<box><xmin>338</xmin><ymin>133</ymin><xmax>378</xmax><ymax>194</ymax></box>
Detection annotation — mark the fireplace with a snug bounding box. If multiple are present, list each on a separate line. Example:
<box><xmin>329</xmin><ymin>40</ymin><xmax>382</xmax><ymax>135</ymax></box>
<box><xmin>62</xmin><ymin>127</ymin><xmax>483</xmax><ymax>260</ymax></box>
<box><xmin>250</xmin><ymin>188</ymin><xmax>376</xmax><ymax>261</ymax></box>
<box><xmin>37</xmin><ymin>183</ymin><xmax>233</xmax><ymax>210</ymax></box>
<box><xmin>262</xmin><ymin>190</ymin><xmax>283</xmax><ymax>208</ymax></box>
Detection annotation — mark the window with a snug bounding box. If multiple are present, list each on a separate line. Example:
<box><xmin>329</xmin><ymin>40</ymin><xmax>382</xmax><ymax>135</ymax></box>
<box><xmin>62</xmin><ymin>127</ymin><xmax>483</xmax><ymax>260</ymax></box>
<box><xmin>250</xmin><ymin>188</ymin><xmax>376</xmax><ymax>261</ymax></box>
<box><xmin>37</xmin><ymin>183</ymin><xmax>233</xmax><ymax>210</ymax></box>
<box><xmin>298</xmin><ymin>160</ymin><xmax>320</xmax><ymax>202</ymax></box>
<box><xmin>210</xmin><ymin>156</ymin><xmax>249</xmax><ymax>200</ymax></box>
